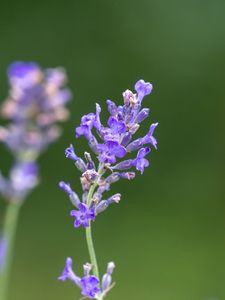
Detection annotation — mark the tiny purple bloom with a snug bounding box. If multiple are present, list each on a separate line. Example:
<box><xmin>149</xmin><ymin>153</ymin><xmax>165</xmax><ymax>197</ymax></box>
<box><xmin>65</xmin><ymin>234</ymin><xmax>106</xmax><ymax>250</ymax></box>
<box><xmin>135</xmin><ymin>79</ymin><xmax>153</xmax><ymax>102</ymax></box>
<box><xmin>134</xmin><ymin>147</ymin><xmax>151</xmax><ymax>174</ymax></box>
<box><xmin>142</xmin><ymin>122</ymin><xmax>158</xmax><ymax>149</ymax></box>
<box><xmin>76</xmin><ymin>113</ymin><xmax>96</xmax><ymax>139</ymax></box>
<box><xmin>58</xmin><ymin>257</ymin><xmax>81</xmax><ymax>286</ymax></box>
<box><xmin>80</xmin><ymin>275</ymin><xmax>100</xmax><ymax>298</ymax></box>
<box><xmin>65</xmin><ymin>144</ymin><xmax>78</xmax><ymax>161</ymax></box>
<box><xmin>71</xmin><ymin>203</ymin><xmax>96</xmax><ymax>228</ymax></box>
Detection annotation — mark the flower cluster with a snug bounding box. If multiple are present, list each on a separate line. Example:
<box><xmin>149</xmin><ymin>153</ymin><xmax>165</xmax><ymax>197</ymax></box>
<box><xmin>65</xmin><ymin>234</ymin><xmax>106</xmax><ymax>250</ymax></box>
<box><xmin>0</xmin><ymin>62</ymin><xmax>71</xmax><ymax>201</ymax></box>
<box><xmin>59</xmin><ymin>79</ymin><xmax>158</xmax><ymax>228</ymax></box>
<box><xmin>59</xmin><ymin>258</ymin><xmax>115</xmax><ymax>299</ymax></box>
<box><xmin>59</xmin><ymin>79</ymin><xmax>158</xmax><ymax>299</ymax></box>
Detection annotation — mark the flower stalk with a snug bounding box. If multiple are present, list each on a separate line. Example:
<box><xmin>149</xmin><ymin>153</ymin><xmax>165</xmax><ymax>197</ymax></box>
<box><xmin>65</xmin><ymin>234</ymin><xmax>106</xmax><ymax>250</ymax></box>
<box><xmin>86</xmin><ymin>182</ymin><xmax>99</xmax><ymax>279</ymax></box>
<box><xmin>0</xmin><ymin>200</ymin><xmax>21</xmax><ymax>300</ymax></box>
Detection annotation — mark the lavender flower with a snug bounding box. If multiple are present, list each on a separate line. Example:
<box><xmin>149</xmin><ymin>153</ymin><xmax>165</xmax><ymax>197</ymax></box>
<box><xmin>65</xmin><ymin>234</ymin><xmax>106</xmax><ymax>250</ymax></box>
<box><xmin>60</xmin><ymin>79</ymin><xmax>158</xmax><ymax>227</ymax></box>
<box><xmin>59</xmin><ymin>79</ymin><xmax>158</xmax><ymax>299</ymax></box>
<box><xmin>0</xmin><ymin>61</ymin><xmax>71</xmax><ymax>158</ymax></box>
<box><xmin>71</xmin><ymin>203</ymin><xmax>96</xmax><ymax>228</ymax></box>
<box><xmin>0</xmin><ymin>162</ymin><xmax>38</xmax><ymax>201</ymax></box>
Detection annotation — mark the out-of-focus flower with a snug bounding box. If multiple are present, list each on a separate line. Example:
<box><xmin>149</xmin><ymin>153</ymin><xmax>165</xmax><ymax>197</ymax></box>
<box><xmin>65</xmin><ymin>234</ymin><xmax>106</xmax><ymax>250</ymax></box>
<box><xmin>0</xmin><ymin>61</ymin><xmax>71</xmax><ymax>158</ymax></box>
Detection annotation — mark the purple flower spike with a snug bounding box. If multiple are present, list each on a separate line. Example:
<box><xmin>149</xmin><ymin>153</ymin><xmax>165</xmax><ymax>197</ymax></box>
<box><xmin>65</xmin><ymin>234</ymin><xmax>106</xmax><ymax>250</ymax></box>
<box><xmin>80</xmin><ymin>275</ymin><xmax>100</xmax><ymax>298</ymax></box>
<box><xmin>135</xmin><ymin>79</ymin><xmax>153</xmax><ymax>102</ymax></box>
<box><xmin>71</xmin><ymin>203</ymin><xmax>96</xmax><ymax>228</ymax></box>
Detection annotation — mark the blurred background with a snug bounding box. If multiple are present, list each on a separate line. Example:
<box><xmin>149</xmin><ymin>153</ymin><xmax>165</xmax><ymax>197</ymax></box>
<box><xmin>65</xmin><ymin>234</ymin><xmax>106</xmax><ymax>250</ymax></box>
<box><xmin>0</xmin><ymin>0</ymin><xmax>225</xmax><ymax>299</ymax></box>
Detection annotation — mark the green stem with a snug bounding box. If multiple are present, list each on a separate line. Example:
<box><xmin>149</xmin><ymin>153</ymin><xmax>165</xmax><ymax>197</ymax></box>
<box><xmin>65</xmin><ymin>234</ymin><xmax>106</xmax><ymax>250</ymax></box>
<box><xmin>85</xmin><ymin>182</ymin><xmax>99</xmax><ymax>279</ymax></box>
<box><xmin>0</xmin><ymin>200</ymin><xmax>21</xmax><ymax>300</ymax></box>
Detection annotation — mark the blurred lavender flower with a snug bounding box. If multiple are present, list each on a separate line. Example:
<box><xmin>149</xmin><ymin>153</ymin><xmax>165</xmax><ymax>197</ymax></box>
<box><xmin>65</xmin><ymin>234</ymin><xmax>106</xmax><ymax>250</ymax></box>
<box><xmin>0</xmin><ymin>162</ymin><xmax>38</xmax><ymax>201</ymax></box>
<box><xmin>0</xmin><ymin>62</ymin><xmax>71</xmax><ymax>202</ymax></box>
<box><xmin>0</xmin><ymin>61</ymin><xmax>71</xmax><ymax>159</ymax></box>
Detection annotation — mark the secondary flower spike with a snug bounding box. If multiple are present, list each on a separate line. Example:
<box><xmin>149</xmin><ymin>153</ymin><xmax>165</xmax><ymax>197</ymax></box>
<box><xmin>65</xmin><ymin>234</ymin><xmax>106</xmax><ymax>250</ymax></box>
<box><xmin>0</xmin><ymin>62</ymin><xmax>71</xmax><ymax>202</ymax></box>
<box><xmin>0</xmin><ymin>62</ymin><xmax>71</xmax><ymax>158</ymax></box>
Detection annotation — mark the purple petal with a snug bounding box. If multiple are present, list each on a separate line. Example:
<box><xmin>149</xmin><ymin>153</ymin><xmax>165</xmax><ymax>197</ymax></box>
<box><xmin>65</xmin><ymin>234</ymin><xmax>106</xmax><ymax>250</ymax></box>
<box><xmin>70</xmin><ymin>210</ymin><xmax>80</xmax><ymax>217</ymax></box>
<box><xmin>135</xmin><ymin>79</ymin><xmax>153</xmax><ymax>100</ymax></box>
<box><xmin>113</xmin><ymin>144</ymin><xmax>126</xmax><ymax>158</ymax></box>
<box><xmin>78</xmin><ymin>202</ymin><xmax>88</xmax><ymax>213</ymax></box>
<box><xmin>137</xmin><ymin>147</ymin><xmax>150</xmax><ymax>159</ymax></box>
<box><xmin>74</xmin><ymin>219</ymin><xmax>81</xmax><ymax>228</ymax></box>
<box><xmin>136</xmin><ymin>158</ymin><xmax>149</xmax><ymax>174</ymax></box>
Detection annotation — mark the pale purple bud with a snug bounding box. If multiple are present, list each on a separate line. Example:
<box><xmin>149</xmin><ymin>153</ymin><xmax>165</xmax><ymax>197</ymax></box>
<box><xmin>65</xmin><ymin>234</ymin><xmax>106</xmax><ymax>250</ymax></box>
<box><xmin>113</xmin><ymin>159</ymin><xmax>134</xmax><ymax>171</ymax></box>
<box><xmin>59</xmin><ymin>181</ymin><xmax>73</xmax><ymax>194</ymax></box>
<box><xmin>105</xmin><ymin>173</ymin><xmax>121</xmax><ymax>184</ymax></box>
<box><xmin>120</xmin><ymin>172</ymin><xmax>136</xmax><ymax>180</ymax></box>
<box><xmin>82</xmin><ymin>169</ymin><xmax>98</xmax><ymax>183</ymax></box>
<box><xmin>95</xmin><ymin>200</ymin><xmax>108</xmax><ymax>214</ymax></box>
<box><xmin>121</xmin><ymin>132</ymin><xmax>132</xmax><ymax>146</ymax></box>
<box><xmin>69</xmin><ymin>192</ymin><xmax>81</xmax><ymax>208</ymax></box>
<box><xmin>107</xmin><ymin>193</ymin><xmax>121</xmax><ymax>204</ymax></box>
<box><xmin>122</xmin><ymin>89</ymin><xmax>137</xmax><ymax>106</ymax></box>
<box><xmin>84</xmin><ymin>152</ymin><xmax>96</xmax><ymax>170</ymax></box>
<box><xmin>75</xmin><ymin>159</ymin><xmax>87</xmax><ymax>173</ymax></box>
<box><xmin>83</xmin><ymin>263</ymin><xmax>92</xmax><ymax>276</ymax></box>
<box><xmin>129</xmin><ymin>123</ymin><xmax>140</xmax><ymax>134</ymax></box>
<box><xmin>102</xmin><ymin>262</ymin><xmax>115</xmax><ymax>291</ymax></box>
<box><xmin>106</xmin><ymin>100</ymin><xmax>118</xmax><ymax>116</ymax></box>
<box><xmin>135</xmin><ymin>108</ymin><xmax>150</xmax><ymax>123</ymax></box>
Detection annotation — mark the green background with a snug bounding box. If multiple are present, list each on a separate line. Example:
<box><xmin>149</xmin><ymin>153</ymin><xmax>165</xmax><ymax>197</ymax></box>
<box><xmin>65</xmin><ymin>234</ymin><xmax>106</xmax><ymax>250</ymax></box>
<box><xmin>0</xmin><ymin>0</ymin><xmax>225</xmax><ymax>299</ymax></box>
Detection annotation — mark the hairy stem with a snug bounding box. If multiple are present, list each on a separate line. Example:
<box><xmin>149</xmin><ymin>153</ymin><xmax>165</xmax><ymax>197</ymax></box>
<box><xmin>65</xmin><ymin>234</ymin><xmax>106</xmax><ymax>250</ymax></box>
<box><xmin>85</xmin><ymin>182</ymin><xmax>99</xmax><ymax>279</ymax></box>
<box><xmin>0</xmin><ymin>200</ymin><xmax>21</xmax><ymax>300</ymax></box>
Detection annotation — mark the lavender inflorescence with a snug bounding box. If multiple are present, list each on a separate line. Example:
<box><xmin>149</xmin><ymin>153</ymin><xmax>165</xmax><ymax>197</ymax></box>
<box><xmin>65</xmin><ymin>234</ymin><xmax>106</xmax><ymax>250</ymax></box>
<box><xmin>0</xmin><ymin>62</ymin><xmax>71</xmax><ymax>201</ymax></box>
<box><xmin>59</xmin><ymin>79</ymin><xmax>158</xmax><ymax>299</ymax></box>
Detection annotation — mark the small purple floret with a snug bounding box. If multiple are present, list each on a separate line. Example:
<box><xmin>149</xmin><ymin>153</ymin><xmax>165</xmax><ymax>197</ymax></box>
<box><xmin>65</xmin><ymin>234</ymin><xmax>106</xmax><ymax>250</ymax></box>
<box><xmin>58</xmin><ymin>257</ymin><xmax>80</xmax><ymax>285</ymax></box>
<box><xmin>71</xmin><ymin>203</ymin><xmax>96</xmax><ymax>228</ymax></box>
<box><xmin>65</xmin><ymin>144</ymin><xmax>78</xmax><ymax>161</ymax></box>
<box><xmin>135</xmin><ymin>79</ymin><xmax>153</xmax><ymax>102</ymax></box>
<box><xmin>80</xmin><ymin>275</ymin><xmax>100</xmax><ymax>298</ymax></box>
